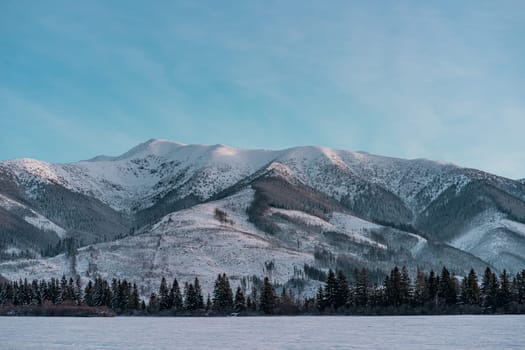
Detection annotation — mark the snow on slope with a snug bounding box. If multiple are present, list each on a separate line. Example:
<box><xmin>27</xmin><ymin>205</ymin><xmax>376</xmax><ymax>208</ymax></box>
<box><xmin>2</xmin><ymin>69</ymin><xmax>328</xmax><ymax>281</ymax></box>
<box><xmin>0</xmin><ymin>190</ymin><xmax>314</xmax><ymax>294</ymax></box>
<box><xmin>274</xmin><ymin>146</ymin><xmax>473</xmax><ymax>212</ymax></box>
<box><xmin>0</xmin><ymin>193</ymin><xmax>66</xmax><ymax>238</ymax></box>
<box><xmin>449</xmin><ymin>209</ymin><xmax>525</xmax><ymax>270</ymax></box>
<box><xmin>23</xmin><ymin>213</ymin><xmax>66</xmax><ymax>238</ymax></box>
<box><xmin>0</xmin><ymin>139</ymin><xmax>478</xmax><ymax>213</ymax></box>
<box><xmin>3</xmin><ymin>138</ymin><xmax>523</xmax><ymax>277</ymax></box>
<box><xmin>1</xmin><ymin>140</ymin><xmax>282</xmax><ymax>212</ymax></box>
<box><xmin>270</xmin><ymin>208</ymin><xmax>386</xmax><ymax>249</ymax></box>
<box><xmin>0</xmin><ymin>188</ymin><xmax>402</xmax><ymax>294</ymax></box>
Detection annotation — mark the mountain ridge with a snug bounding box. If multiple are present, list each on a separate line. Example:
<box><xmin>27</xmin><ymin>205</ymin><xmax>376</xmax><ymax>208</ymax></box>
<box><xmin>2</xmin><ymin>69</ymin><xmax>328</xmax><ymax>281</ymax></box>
<box><xmin>1</xmin><ymin>139</ymin><xmax>524</xmax><ymax>293</ymax></box>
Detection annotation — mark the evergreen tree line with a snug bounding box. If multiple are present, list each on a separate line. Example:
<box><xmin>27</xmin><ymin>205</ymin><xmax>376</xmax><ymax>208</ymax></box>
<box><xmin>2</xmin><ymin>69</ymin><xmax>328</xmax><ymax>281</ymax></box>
<box><xmin>41</xmin><ymin>237</ymin><xmax>80</xmax><ymax>258</ymax></box>
<box><xmin>1</xmin><ymin>266</ymin><xmax>525</xmax><ymax>315</ymax></box>
<box><xmin>314</xmin><ymin>266</ymin><xmax>525</xmax><ymax>314</ymax></box>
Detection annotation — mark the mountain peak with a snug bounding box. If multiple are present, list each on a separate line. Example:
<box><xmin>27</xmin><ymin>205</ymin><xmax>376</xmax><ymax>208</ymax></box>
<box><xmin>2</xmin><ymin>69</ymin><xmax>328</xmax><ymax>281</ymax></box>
<box><xmin>87</xmin><ymin>139</ymin><xmax>187</xmax><ymax>162</ymax></box>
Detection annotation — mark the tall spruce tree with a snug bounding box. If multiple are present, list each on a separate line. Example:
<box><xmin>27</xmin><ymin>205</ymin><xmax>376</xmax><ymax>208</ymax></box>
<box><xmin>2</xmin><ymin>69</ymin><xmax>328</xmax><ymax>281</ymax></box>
<box><xmin>464</xmin><ymin>269</ymin><xmax>480</xmax><ymax>305</ymax></box>
<box><xmin>481</xmin><ymin>267</ymin><xmax>499</xmax><ymax>310</ymax></box>
<box><xmin>171</xmin><ymin>279</ymin><xmax>183</xmax><ymax>311</ymax></box>
<box><xmin>354</xmin><ymin>268</ymin><xmax>369</xmax><ymax>307</ymax></box>
<box><xmin>234</xmin><ymin>286</ymin><xmax>246</xmax><ymax>312</ymax></box>
<box><xmin>334</xmin><ymin>270</ymin><xmax>349</xmax><ymax>309</ymax></box>
<box><xmin>427</xmin><ymin>270</ymin><xmax>439</xmax><ymax>306</ymax></box>
<box><xmin>498</xmin><ymin>270</ymin><xmax>512</xmax><ymax>309</ymax></box>
<box><xmin>193</xmin><ymin>277</ymin><xmax>204</xmax><ymax>309</ymax></box>
<box><xmin>212</xmin><ymin>274</ymin><xmax>234</xmax><ymax>312</ymax></box>
<box><xmin>385</xmin><ymin>266</ymin><xmax>402</xmax><ymax>306</ymax></box>
<box><xmin>324</xmin><ymin>269</ymin><xmax>337</xmax><ymax>309</ymax></box>
<box><xmin>438</xmin><ymin>267</ymin><xmax>457</xmax><ymax>305</ymax></box>
<box><xmin>400</xmin><ymin>266</ymin><xmax>411</xmax><ymax>305</ymax></box>
<box><xmin>84</xmin><ymin>281</ymin><xmax>94</xmax><ymax>307</ymax></box>
<box><xmin>159</xmin><ymin>277</ymin><xmax>170</xmax><ymax>311</ymax></box>
<box><xmin>260</xmin><ymin>277</ymin><xmax>276</xmax><ymax>314</ymax></box>
<box><xmin>129</xmin><ymin>283</ymin><xmax>140</xmax><ymax>310</ymax></box>
<box><xmin>413</xmin><ymin>269</ymin><xmax>429</xmax><ymax>306</ymax></box>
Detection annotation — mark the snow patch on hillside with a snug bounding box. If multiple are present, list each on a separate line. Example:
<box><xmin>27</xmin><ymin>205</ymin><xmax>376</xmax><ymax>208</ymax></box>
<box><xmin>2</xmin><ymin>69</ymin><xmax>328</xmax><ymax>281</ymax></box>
<box><xmin>450</xmin><ymin>210</ymin><xmax>507</xmax><ymax>251</ymax></box>
<box><xmin>0</xmin><ymin>193</ymin><xmax>66</xmax><ymax>238</ymax></box>
<box><xmin>449</xmin><ymin>209</ymin><xmax>525</xmax><ymax>270</ymax></box>
<box><xmin>0</xmin><ymin>189</ymin><xmax>314</xmax><ymax>295</ymax></box>
<box><xmin>24</xmin><ymin>214</ymin><xmax>66</xmax><ymax>238</ymax></box>
<box><xmin>0</xmin><ymin>193</ymin><xmax>25</xmax><ymax>210</ymax></box>
<box><xmin>270</xmin><ymin>208</ymin><xmax>387</xmax><ymax>249</ymax></box>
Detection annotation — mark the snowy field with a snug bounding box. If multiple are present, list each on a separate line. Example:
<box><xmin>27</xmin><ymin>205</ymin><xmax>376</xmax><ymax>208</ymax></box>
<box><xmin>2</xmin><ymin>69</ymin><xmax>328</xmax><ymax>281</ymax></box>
<box><xmin>1</xmin><ymin>315</ymin><xmax>524</xmax><ymax>350</ymax></box>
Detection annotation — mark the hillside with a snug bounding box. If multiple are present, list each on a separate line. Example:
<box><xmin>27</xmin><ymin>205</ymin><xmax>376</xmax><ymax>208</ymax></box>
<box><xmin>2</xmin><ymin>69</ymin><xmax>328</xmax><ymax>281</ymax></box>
<box><xmin>1</xmin><ymin>139</ymin><xmax>524</xmax><ymax>292</ymax></box>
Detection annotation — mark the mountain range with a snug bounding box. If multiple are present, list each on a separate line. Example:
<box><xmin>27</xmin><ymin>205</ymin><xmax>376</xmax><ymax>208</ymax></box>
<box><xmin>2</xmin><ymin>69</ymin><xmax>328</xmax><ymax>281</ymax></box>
<box><xmin>1</xmin><ymin>139</ymin><xmax>524</xmax><ymax>293</ymax></box>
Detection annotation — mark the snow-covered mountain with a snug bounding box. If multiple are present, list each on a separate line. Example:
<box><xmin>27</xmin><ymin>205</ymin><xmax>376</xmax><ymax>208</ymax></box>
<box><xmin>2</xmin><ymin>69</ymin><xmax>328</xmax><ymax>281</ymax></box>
<box><xmin>1</xmin><ymin>139</ymin><xmax>524</xmax><ymax>292</ymax></box>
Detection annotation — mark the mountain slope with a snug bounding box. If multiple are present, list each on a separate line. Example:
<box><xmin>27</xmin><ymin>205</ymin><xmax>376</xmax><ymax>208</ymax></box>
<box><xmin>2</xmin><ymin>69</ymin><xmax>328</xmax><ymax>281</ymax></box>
<box><xmin>1</xmin><ymin>138</ymin><xmax>524</xmax><ymax>287</ymax></box>
<box><xmin>0</xmin><ymin>187</ymin><xmax>488</xmax><ymax>295</ymax></box>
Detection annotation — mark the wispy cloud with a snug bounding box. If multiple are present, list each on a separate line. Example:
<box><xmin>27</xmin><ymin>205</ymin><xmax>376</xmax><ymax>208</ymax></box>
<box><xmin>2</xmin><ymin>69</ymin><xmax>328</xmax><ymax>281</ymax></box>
<box><xmin>1</xmin><ymin>1</ymin><xmax>524</xmax><ymax>178</ymax></box>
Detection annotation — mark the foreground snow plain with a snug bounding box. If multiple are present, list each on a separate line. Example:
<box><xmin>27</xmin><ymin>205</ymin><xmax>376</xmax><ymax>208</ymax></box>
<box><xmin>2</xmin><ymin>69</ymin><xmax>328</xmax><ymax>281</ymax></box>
<box><xmin>1</xmin><ymin>315</ymin><xmax>524</xmax><ymax>350</ymax></box>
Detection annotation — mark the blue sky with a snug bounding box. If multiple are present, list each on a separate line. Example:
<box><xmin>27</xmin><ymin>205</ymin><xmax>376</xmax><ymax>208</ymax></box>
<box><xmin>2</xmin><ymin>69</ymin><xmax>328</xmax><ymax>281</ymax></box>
<box><xmin>1</xmin><ymin>1</ymin><xmax>524</xmax><ymax>179</ymax></box>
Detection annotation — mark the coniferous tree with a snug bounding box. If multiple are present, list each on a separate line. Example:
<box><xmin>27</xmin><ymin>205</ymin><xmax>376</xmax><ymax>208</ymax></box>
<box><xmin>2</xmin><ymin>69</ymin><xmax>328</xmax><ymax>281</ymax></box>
<box><xmin>171</xmin><ymin>279</ymin><xmax>183</xmax><ymax>311</ymax></box>
<box><xmin>58</xmin><ymin>275</ymin><xmax>68</xmax><ymax>304</ymax></box>
<box><xmin>250</xmin><ymin>286</ymin><xmax>259</xmax><ymax>312</ymax></box>
<box><xmin>481</xmin><ymin>267</ymin><xmax>499</xmax><ymax>310</ymax></box>
<box><xmin>129</xmin><ymin>283</ymin><xmax>140</xmax><ymax>310</ymax></box>
<box><xmin>148</xmin><ymin>292</ymin><xmax>159</xmax><ymax>313</ymax></box>
<box><xmin>385</xmin><ymin>266</ymin><xmax>402</xmax><ymax>306</ymax></box>
<box><xmin>159</xmin><ymin>277</ymin><xmax>170</xmax><ymax>311</ymax></box>
<box><xmin>438</xmin><ymin>267</ymin><xmax>457</xmax><ymax>305</ymax></box>
<box><xmin>67</xmin><ymin>278</ymin><xmax>76</xmax><ymax>303</ymax></box>
<box><xmin>184</xmin><ymin>282</ymin><xmax>195</xmax><ymax>310</ymax></box>
<box><xmin>514</xmin><ymin>271</ymin><xmax>525</xmax><ymax>304</ymax></box>
<box><xmin>334</xmin><ymin>270</ymin><xmax>349</xmax><ymax>309</ymax></box>
<box><xmin>234</xmin><ymin>286</ymin><xmax>246</xmax><ymax>312</ymax></box>
<box><xmin>30</xmin><ymin>280</ymin><xmax>40</xmax><ymax>305</ymax></box>
<box><xmin>324</xmin><ymin>269</ymin><xmax>337</xmax><ymax>309</ymax></box>
<box><xmin>260</xmin><ymin>277</ymin><xmax>276</xmax><ymax>314</ymax></box>
<box><xmin>413</xmin><ymin>269</ymin><xmax>429</xmax><ymax>306</ymax></box>
<box><xmin>0</xmin><ymin>283</ymin><xmax>7</xmax><ymax>306</ymax></box>
<box><xmin>354</xmin><ymin>268</ymin><xmax>369</xmax><ymax>307</ymax></box>
<box><xmin>84</xmin><ymin>281</ymin><xmax>94</xmax><ymax>306</ymax></box>
<box><xmin>464</xmin><ymin>269</ymin><xmax>480</xmax><ymax>305</ymax></box>
<box><xmin>315</xmin><ymin>285</ymin><xmax>325</xmax><ymax>311</ymax></box>
<box><xmin>193</xmin><ymin>277</ymin><xmax>204</xmax><ymax>309</ymax></box>
<box><xmin>498</xmin><ymin>270</ymin><xmax>512</xmax><ymax>309</ymax></box>
<box><xmin>74</xmin><ymin>276</ymin><xmax>82</xmax><ymax>305</ymax></box>
<box><xmin>110</xmin><ymin>279</ymin><xmax>121</xmax><ymax>310</ymax></box>
<box><xmin>427</xmin><ymin>270</ymin><xmax>439</xmax><ymax>306</ymax></box>
<box><xmin>206</xmin><ymin>294</ymin><xmax>212</xmax><ymax>311</ymax></box>
<box><xmin>212</xmin><ymin>274</ymin><xmax>234</xmax><ymax>312</ymax></box>
<box><xmin>400</xmin><ymin>266</ymin><xmax>412</xmax><ymax>304</ymax></box>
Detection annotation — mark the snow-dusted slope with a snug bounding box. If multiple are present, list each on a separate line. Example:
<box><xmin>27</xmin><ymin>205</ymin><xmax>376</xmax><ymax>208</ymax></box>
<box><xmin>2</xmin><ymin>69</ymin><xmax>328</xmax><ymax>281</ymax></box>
<box><xmin>0</xmin><ymin>188</ymin><xmax>487</xmax><ymax>295</ymax></box>
<box><xmin>1</xmin><ymin>138</ymin><xmax>525</xmax><ymax>279</ymax></box>
<box><xmin>449</xmin><ymin>209</ymin><xmax>525</xmax><ymax>270</ymax></box>
<box><xmin>0</xmin><ymin>193</ymin><xmax>66</xmax><ymax>238</ymax></box>
<box><xmin>1</xmin><ymin>139</ymin><xmax>282</xmax><ymax>212</ymax></box>
<box><xmin>0</xmin><ymin>139</ymin><xmax>476</xmax><ymax>213</ymax></box>
<box><xmin>0</xmin><ymin>190</ymin><xmax>315</xmax><ymax>294</ymax></box>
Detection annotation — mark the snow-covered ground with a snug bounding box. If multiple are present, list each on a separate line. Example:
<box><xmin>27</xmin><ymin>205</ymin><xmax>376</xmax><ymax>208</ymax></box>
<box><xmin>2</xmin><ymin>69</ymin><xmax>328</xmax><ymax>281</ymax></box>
<box><xmin>0</xmin><ymin>193</ymin><xmax>66</xmax><ymax>238</ymax></box>
<box><xmin>449</xmin><ymin>209</ymin><xmax>525</xmax><ymax>270</ymax></box>
<box><xmin>0</xmin><ymin>190</ymin><xmax>315</xmax><ymax>295</ymax></box>
<box><xmin>2</xmin><ymin>138</ymin><xmax>524</xmax><ymax>282</ymax></box>
<box><xmin>1</xmin><ymin>315</ymin><xmax>524</xmax><ymax>350</ymax></box>
<box><xmin>0</xmin><ymin>138</ymin><xmax>476</xmax><ymax>213</ymax></box>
